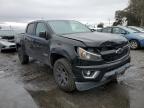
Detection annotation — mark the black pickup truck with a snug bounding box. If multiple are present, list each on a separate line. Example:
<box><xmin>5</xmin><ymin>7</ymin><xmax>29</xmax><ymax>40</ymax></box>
<box><xmin>16</xmin><ymin>20</ymin><xmax>130</xmax><ymax>92</ymax></box>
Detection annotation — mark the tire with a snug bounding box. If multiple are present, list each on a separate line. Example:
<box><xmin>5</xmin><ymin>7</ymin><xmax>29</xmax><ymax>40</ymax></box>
<box><xmin>129</xmin><ymin>40</ymin><xmax>139</xmax><ymax>50</ymax></box>
<box><xmin>53</xmin><ymin>58</ymin><xmax>76</xmax><ymax>92</ymax></box>
<box><xmin>18</xmin><ymin>46</ymin><xmax>29</xmax><ymax>64</ymax></box>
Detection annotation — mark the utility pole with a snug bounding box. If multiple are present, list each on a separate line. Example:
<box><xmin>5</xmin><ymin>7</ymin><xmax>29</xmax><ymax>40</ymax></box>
<box><xmin>9</xmin><ymin>25</ymin><xmax>14</xmax><ymax>36</ymax></box>
<box><xmin>108</xmin><ymin>18</ymin><xmax>111</xmax><ymax>26</ymax></box>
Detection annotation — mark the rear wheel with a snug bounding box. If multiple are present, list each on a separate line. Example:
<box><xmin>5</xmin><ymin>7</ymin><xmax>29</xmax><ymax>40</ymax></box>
<box><xmin>18</xmin><ymin>46</ymin><xmax>29</xmax><ymax>64</ymax></box>
<box><xmin>53</xmin><ymin>58</ymin><xmax>76</xmax><ymax>92</ymax></box>
<box><xmin>130</xmin><ymin>40</ymin><xmax>139</xmax><ymax>50</ymax></box>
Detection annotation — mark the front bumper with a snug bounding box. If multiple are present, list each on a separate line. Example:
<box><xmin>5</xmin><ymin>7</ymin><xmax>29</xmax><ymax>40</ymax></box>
<box><xmin>75</xmin><ymin>63</ymin><xmax>130</xmax><ymax>91</ymax></box>
<box><xmin>72</xmin><ymin>55</ymin><xmax>130</xmax><ymax>81</ymax></box>
<box><xmin>72</xmin><ymin>54</ymin><xmax>130</xmax><ymax>91</ymax></box>
<box><xmin>1</xmin><ymin>46</ymin><xmax>16</xmax><ymax>51</ymax></box>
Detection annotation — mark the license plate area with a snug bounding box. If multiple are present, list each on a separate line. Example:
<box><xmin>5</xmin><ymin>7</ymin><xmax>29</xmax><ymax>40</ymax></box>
<box><xmin>104</xmin><ymin>63</ymin><xmax>130</xmax><ymax>77</ymax></box>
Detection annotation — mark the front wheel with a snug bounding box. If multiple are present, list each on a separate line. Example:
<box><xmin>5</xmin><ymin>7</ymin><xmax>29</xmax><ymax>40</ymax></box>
<box><xmin>129</xmin><ymin>40</ymin><xmax>139</xmax><ymax>50</ymax></box>
<box><xmin>18</xmin><ymin>46</ymin><xmax>29</xmax><ymax>64</ymax></box>
<box><xmin>53</xmin><ymin>58</ymin><xmax>76</xmax><ymax>92</ymax></box>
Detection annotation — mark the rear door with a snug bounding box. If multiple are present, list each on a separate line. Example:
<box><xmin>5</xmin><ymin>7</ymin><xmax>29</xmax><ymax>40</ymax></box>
<box><xmin>24</xmin><ymin>23</ymin><xmax>36</xmax><ymax>57</ymax></box>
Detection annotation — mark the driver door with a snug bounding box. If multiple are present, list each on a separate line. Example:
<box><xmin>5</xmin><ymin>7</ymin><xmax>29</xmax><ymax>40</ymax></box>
<box><xmin>33</xmin><ymin>22</ymin><xmax>51</xmax><ymax>64</ymax></box>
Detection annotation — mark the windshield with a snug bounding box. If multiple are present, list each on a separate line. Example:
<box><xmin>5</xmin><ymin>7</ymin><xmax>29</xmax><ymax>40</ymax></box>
<box><xmin>122</xmin><ymin>26</ymin><xmax>140</xmax><ymax>33</ymax></box>
<box><xmin>47</xmin><ymin>20</ymin><xmax>91</xmax><ymax>34</ymax></box>
<box><xmin>128</xmin><ymin>26</ymin><xmax>144</xmax><ymax>32</ymax></box>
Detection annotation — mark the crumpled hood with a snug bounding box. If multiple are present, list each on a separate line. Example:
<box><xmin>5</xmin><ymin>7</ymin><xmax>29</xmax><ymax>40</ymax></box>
<box><xmin>0</xmin><ymin>39</ymin><xmax>16</xmax><ymax>46</ymax></box>
<box><xmin>61</xmin><ymin>32</ymin><xmax>128</xmax><ymax>47</ymax></box>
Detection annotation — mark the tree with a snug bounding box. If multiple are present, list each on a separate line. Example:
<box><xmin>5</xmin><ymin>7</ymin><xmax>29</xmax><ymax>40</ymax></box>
<box><xmin>129</xmin><ymin>0</ymin><xmax>144</xmax><ymax>26</ymax></box>
<box><xmin>114</xmin><ymin>0</ymin><xmax>144</xmax><ymax>26</ymax></box>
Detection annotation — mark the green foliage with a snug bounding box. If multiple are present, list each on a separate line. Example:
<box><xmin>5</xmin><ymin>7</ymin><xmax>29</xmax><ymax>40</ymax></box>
<box><xmin>114</xmin><ymin>0</ymin><xmax>144</xmax><ymax>26</ymax></box>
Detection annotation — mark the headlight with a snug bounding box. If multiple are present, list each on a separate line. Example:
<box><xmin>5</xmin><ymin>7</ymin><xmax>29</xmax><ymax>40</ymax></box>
<box><xmin>77</xmin><ymin>47</ymin><xmax>102</xmax><ymax>61</ymax></box>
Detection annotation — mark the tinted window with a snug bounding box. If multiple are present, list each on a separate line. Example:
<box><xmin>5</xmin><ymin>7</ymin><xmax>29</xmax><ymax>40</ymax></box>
<box><xmin>36</xmin><ymin>23</ymin><xmax>47</xmax><ymax>36</ymax></box>
<box><xmin>102</xmin><ymin>27</ymin><xmax>112</xmax><ymax>33</ymax></box>
<box><xmin>113</xmin><ymin>27</ymin><xmax>126</xmax><ymax>34</ymax></box>
<box><xmin>26</xmin><ymin>23</ymin><xmax>35</xmax><ymax>35</ymax></box>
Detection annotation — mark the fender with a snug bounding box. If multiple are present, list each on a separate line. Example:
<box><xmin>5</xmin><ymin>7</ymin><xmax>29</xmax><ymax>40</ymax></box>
<box><xmin>50</xmin><ymin>48</ymin><xmax>74</xmax><ymax>61</ymax></box>
<box><xmin>49</xmin><ymin>46</ymin><xmax>77</xmax><ymax>66</ymax></box>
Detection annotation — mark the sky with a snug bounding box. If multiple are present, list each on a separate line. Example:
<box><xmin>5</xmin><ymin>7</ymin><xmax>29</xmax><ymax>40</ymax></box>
<box><xmin>0</xmin><ymin>0</ymin><xmax>128</xmax><ymax>30</ymax></box>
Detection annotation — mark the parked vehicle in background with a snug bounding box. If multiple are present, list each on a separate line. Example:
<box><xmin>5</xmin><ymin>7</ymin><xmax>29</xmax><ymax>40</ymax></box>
<box><xmin>96</xmin><ymin>28</ymin><xmax>102</xmax><ymax>32</ymax></box>
<box><xmin>86</xmin><ymin>25</ymin><xmax>97</xmax><ymax>32</ymax></box>
<box><xmin>0</xmin><ymin>30</ymin><xmax>16</xmax><ymax>51</ymax></box>
<box><xmin>128</xmin><ymin>26</ymin><xmax>144</xmax><ymax>33</ymax></box>
<box><xmin>17</xmin><ymin>20</ymin><xmax>130</xmax><ymax>92</ymax></box>
<box><xmin>0</xmin><ymin>30</ymin><xmax>15</xmax><ymax>42</ymax></box>
<box><xmin>101</xmin><ymin>26</ymin><xmax>144</xmax><ymax>50</ymax></box>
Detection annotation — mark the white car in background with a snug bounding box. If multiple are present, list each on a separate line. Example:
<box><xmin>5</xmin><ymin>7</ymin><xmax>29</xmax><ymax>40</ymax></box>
<box><xmin>0</xmin><ymin>30</ymin><xmax>16</xmax><ymax>52</ymax></box>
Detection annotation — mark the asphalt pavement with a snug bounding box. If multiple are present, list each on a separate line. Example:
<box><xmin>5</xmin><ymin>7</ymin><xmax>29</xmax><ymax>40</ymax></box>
<box><xmin>0</xmin><ymin>50</ymin><xmax>144</xmax><ymax>108</ymax></box>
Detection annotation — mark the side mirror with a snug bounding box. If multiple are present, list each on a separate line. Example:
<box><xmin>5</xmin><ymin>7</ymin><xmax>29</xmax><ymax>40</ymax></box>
<box><xmin>121</xmin><ymin>31</ymin><xmax>127</xmax><ymax>35</ymax></box>
<box><xmin>39</xmin><ymin>32</ymin><xmax>51</xmax><ymax>40</ymax></box>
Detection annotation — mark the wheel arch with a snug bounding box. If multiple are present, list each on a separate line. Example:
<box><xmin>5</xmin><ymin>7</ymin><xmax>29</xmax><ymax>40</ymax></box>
<box><xmin>50</xmin><ymin>51</ymin><xmax>72</xmax><ymax>67</ymax></box>
<box><xmin>129</xmin><ymin>39</ymin><xmax>140</xmax><ymax>45</ymax></box>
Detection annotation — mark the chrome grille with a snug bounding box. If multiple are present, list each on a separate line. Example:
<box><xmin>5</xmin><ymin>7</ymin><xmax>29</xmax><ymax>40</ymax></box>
<box><xmin>101</xmin><ymin>44</ymin><xmax>129</xmax><ymax>62</ymax></box>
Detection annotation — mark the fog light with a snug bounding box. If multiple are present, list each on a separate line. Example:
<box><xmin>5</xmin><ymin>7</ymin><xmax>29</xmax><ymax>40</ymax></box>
<box><xmin>85</xmin><ymin>71</ymin><xmax>91</xmax><ymax>76</ymax></box>
<box><xmin>82</xmin><ymin>70</ymin><xmax>100</xmax><ymax>79</ymax></box>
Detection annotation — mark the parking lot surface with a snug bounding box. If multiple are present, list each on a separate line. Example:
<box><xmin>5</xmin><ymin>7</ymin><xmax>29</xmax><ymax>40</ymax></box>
<box><xmin>0</xmin><ymin>50</ymin><xmax>144</xmax><ymax>108</ymax></box>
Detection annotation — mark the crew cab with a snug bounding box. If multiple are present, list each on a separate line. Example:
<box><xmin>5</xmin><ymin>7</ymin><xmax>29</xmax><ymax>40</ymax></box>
<box><xmin>16</xmin><ymin>20</ymin><xmax>130</xmax><ymax>92</ymax></box>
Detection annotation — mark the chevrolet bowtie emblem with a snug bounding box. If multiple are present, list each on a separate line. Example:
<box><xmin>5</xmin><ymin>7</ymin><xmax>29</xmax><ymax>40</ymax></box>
<box><xmin>116</xmin><ymin>48</ymin><xmax>123</xmax><ymax>54</ymax></box>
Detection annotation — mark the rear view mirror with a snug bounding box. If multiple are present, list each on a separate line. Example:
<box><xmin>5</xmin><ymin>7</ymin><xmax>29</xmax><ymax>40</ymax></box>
<box><xmin>39</xmin><ymin>32</ymin><xmax>51</xmax><ymax>40</ymax></box>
